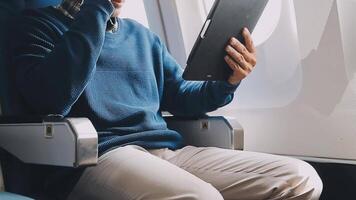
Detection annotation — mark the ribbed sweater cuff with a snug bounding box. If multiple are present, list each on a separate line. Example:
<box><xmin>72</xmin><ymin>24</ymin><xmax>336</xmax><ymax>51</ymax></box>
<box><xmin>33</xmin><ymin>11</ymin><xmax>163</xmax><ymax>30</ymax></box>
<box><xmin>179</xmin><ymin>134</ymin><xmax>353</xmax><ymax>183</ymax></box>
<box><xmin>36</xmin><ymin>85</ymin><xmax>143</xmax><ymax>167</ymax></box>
<box><xmin>216</xmin><ymin>81</ymin><xmax>240</xmax><ymax>94</ymax></box>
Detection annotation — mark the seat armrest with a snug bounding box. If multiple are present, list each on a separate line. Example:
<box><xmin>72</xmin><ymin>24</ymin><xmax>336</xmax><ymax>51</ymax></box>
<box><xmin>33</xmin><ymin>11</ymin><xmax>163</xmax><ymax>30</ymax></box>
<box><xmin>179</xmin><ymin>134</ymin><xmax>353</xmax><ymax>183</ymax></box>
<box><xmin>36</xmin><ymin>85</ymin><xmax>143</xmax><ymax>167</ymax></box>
<box><xmin>225</xmin><ymin>117</ymin><xmax>244</xmax><ymax>150</ymax></box>
<box><xmin>0</xmin><ymin>116</ymin><xmax>98</xmax><ymax>167</ymax></box>
<box><xmin>164</xmin><ymin>116</ymin><xmax>244</xmax><ymax>150</ymax></box>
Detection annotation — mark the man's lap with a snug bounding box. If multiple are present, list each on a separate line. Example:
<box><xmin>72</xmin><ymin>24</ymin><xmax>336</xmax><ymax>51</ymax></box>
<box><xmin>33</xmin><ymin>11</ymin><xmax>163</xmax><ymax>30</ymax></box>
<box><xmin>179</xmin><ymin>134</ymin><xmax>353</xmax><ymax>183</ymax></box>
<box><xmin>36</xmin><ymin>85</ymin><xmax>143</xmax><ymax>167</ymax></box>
<box><xmin>67</xmin><ymin>145</ymin><xmax>322</xmax><ymax>200</ymax></box>
<box><xmin>67</xmin><ymin>145</ymin><xmax>223</xmax><ymax>200</ymax></box>
<box><xmin>151</xmin><ymin>146</ymin><xmax>322</xmax><ymax>200</ymax></box>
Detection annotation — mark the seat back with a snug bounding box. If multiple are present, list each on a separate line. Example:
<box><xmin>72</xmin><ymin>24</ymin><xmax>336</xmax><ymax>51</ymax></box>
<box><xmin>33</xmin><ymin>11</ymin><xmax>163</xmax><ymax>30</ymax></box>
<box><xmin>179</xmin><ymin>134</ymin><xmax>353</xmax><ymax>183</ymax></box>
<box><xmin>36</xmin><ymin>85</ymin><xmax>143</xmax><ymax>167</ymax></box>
<box><xmin>0</xmin><ymin>1</ymin><xmax>26</xmax><ymax>116</ymax></box>
<box><xmin>0</xmin><ymin>0</ymin><xmax>26</xmax><ymax>193</ymax></box>
<box><xmin>0</xmin><ymin>165</ymin><xmax>3</xmax><ymax>192</ymax></box>
<box><xmin>0</xmin><ymin>0</ymin><xmax>61</xmax><ymax>196</ymax></box>
<box><xmin>0</xmin><ymin>0</ymin><xmax>61</xmax><ymax>116</ymax></box>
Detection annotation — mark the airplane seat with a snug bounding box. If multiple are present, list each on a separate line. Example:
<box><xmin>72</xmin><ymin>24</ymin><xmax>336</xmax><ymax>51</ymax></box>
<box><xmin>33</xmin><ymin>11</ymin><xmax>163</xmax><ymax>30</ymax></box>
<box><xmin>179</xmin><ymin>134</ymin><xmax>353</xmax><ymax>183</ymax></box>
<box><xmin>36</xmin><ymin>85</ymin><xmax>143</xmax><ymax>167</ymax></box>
<box><xmin>0</xmin><ymin>1</ymin><xmax>49</xmax><ymax>199</ymax></box>
<box><xmin>0</xmin><ymin>1</ymin><xmax>86</xmax><ymax>199</ymax></box>
<box><xmin>0</xmin><ymin>0</ymin><xmax>244</xmax><ymax>199</ymax></box>
<box><xmin>0</xmin><ymin>0</ymin><xmax>61</xmax><ymax>116</ymax></box>
<box><xmin>0</xmin><ymin>0</ymin><xmax>25</xmax><ymax>198</ymax></box>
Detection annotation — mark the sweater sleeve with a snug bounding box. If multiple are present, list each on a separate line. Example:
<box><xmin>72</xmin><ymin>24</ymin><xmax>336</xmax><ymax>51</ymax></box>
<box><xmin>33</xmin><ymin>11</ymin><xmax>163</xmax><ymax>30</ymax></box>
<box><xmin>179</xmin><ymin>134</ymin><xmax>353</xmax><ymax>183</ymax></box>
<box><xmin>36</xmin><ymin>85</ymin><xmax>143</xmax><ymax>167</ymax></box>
<box><xmin>12</xmin><ymin>0</ymin><xmax>114</xmax><ymax>115</ymax></box>
<box><xmin>159</xmin><ymin>39</ymin><xmax>240</xmax><ymax>117</ymax></box>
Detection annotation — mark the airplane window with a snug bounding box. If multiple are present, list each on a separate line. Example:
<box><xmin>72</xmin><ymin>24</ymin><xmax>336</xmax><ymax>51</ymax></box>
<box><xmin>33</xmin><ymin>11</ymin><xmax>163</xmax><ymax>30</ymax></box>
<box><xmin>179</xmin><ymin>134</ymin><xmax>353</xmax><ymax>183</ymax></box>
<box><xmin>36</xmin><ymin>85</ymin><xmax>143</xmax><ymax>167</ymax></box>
<box><xmin>202</xmin><ymin>0</ymin><xmax>282</xmax><ymax>47</ymax></box>
<box><xmin>175</xmin><ymin>0</ymin><xmax>282</xmax><ymax>56</ymax></box>
<box><xmin>202</xmin><ymin>0</ymin><xmax>214</xmax><ymax>14</ymax></box>
<box><xmin>120</xmin><ymin>0</ymin><xmax>149</xmax><ymax>28</ymax></box>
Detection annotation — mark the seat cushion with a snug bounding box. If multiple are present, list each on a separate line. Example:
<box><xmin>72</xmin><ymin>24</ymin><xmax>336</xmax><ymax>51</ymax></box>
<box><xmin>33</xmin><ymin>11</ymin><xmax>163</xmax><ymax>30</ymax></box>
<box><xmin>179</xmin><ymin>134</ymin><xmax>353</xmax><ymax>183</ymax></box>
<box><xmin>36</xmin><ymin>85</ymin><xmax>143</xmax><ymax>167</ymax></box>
<box><xmin>0</xmin><ymin>192</ymin><xmax>33</xmax><ymax>200</ymax></box>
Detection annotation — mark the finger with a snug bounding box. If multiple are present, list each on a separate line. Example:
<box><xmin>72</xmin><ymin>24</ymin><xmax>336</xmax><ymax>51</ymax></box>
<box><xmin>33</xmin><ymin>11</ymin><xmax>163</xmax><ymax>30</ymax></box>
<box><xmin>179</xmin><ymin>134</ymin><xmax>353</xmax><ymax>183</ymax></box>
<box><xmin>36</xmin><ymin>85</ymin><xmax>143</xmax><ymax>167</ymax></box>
<box><xmin>242</xmin><ymin>28</ymin><xmax>256</xmax><ymax>53</ymax></box>
<box><xmin>225</xmin><ymin>56</ymin><xmax>248</xmax><ymax>77</ymax></box>
<box><xmin>228</xmin><ymin>39</ymin><xmax>257</xmax><ymax>66</ymax></box>
<box><xmin>229</xmin><ymin>37</ymin><xmax>250</xmax><ymax>57</ymax></box>
<box><xmin>225</xmin><ymin>55</ymin><xmax>239</xmax><ymax>70</ymax></box>
<box><xmin>225</xmin><ymin>45</ymin><xmax>252</xmax><ymax>72</ymax></box>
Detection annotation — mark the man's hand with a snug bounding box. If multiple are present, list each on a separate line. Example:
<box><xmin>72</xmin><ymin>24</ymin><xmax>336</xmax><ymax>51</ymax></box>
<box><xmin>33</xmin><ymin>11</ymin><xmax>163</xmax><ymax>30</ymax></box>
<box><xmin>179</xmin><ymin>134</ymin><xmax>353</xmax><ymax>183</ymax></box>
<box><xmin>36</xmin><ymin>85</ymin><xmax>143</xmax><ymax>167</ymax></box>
<box><xmin>224</xmin><ymin>28</ymin><xmax>257</xmax><ymax>85</ymax></box>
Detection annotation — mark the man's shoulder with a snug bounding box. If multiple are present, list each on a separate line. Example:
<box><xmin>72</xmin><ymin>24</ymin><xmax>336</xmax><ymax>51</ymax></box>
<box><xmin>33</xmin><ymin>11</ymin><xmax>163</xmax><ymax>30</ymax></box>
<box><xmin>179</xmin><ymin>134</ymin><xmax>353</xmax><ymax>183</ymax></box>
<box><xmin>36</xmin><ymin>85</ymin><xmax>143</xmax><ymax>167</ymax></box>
<box><xmin>121</xmin><ymin>18</ymin><xmax>151</xmax><ymax>34</ymax></box>
<box><xmin>121</xmin><ymin>18</ymin><xmax>161</xmax><ymax>44</ymax></box>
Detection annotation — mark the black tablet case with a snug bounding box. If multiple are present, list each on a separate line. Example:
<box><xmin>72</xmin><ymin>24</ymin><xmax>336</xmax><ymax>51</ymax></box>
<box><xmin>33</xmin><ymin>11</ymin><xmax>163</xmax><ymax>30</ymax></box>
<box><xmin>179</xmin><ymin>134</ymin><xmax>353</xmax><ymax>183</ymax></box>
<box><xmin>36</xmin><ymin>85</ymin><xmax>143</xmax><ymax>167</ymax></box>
<box><xmin>183</xmin><ymin>0</ymin><xmax>269</xmax><ymax>81</ymax></box>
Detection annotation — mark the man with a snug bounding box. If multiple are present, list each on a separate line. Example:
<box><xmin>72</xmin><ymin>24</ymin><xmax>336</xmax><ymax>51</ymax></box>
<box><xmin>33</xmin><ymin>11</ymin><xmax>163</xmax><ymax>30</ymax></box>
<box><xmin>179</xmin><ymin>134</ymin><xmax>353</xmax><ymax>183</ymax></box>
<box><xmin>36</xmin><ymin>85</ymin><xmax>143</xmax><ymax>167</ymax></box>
<box><xmin>11</xmin><ymin>0</ymin><xmax>322</xmax><ymax>199</ymax></box>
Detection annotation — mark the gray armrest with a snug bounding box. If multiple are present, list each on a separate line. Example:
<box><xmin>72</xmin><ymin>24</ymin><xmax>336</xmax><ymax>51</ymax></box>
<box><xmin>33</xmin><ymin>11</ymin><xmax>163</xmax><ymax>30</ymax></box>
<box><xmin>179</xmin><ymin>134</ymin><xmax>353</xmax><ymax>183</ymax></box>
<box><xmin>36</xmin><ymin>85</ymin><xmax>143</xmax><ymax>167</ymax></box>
<box><xmin>0</xmin><ymin>117</ymin><xmax>98</xmax><ymax>167</ymax></box>
<box><xmin>225</xmin><ymin>117</ymin><xmax>244</xmax><ymax>150</ymax></box>
<box><xmin>165</xmin><ymin>116</ymin><xmax>244</xmax><ymax>150</ymax></box>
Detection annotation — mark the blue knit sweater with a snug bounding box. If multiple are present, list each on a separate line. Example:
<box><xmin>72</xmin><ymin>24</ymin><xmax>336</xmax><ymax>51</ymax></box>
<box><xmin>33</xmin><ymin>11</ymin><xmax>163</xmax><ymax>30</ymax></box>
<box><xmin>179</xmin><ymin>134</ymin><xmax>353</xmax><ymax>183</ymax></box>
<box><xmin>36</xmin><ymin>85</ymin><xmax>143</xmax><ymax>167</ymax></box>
<box><xmin>12</xmin><ymin>0</ymin><xmax>239</xmax><ymax>155</ymax></box>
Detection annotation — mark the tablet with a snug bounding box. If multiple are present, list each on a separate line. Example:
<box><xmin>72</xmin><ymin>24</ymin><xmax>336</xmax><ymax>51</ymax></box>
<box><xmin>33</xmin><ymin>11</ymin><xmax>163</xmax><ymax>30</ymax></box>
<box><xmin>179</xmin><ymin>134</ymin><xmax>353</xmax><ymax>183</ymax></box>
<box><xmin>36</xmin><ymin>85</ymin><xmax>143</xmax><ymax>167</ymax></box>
<box><xmin>183</xmin><ymin>0</ymin><xmax>269</xmax><ymax>81</ymax></box>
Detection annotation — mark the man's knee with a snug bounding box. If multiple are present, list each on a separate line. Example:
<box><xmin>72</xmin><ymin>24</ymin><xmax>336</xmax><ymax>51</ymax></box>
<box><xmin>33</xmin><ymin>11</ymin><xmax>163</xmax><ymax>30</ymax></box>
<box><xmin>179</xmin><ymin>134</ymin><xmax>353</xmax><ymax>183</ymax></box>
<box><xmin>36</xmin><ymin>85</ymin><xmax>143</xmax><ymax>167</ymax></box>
<box><xmin>185</xmin><ymin>182</ymin><xmax>223</xmax><ymax>200</ymax></box>
<box><xmin>283</xmin><ymin>158</ymin><xmax>323</xmax><ymax>199</ymax></box>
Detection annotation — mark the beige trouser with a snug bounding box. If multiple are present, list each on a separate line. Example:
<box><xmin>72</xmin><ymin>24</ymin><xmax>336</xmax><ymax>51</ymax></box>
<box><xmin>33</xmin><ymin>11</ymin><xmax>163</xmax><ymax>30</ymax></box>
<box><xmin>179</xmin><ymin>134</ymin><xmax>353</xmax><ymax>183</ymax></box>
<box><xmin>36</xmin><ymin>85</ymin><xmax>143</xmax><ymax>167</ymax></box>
<box><xmin>68</xmin><ymin>145</ymin><xmax>323</xmax><ymax>200</ymax></box>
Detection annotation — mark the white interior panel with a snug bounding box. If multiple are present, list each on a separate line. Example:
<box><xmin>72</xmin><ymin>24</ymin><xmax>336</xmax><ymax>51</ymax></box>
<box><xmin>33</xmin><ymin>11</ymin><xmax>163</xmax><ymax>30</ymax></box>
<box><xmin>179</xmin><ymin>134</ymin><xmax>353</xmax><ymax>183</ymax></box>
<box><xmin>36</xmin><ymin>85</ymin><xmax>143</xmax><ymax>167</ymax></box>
<box><xmin>211</xmin><ymin>0</ymin><xmax>356</xmax><ymax>161</ymax></box>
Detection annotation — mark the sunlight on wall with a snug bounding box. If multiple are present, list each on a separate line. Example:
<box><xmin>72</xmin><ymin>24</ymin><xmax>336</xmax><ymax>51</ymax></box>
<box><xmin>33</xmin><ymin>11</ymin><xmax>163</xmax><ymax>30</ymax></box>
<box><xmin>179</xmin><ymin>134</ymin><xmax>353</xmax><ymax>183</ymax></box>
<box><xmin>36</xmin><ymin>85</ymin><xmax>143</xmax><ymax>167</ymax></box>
<box><xmin>252</xmin><ymin>0</ymin><xmax>282</xmax><ymax>46</ymax></box>
<box><xmin>337</xmin><ymin>0</ymin><xmax>356</xmax><ymax>78</ymax></box>
<box><xmin>120</xmin><ymin>0</ymin><xmax>149</xmax><ymax>28</ymax></box>
<box><xmin>293</xmin><ymin>0</ymin><xmax>334</xmax><ymax>59</ymax></box>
